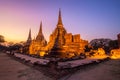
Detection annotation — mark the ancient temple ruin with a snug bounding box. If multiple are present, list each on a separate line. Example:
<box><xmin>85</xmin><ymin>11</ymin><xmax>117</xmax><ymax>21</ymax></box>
<box><xmin>27</xmin><ymin>9</ymin><xmax>88</xmax><ymax>58</ymax></box>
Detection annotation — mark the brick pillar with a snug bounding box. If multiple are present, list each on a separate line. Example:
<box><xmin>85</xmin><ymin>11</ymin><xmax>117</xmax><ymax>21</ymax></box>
<box><xmin>117</xmin><ymin>34</ymin><xmax>120</xmax><ymax>48</ymax></box>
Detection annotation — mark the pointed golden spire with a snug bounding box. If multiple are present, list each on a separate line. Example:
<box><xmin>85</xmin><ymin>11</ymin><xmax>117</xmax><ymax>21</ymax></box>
<box><xmin>26</xmin><ymin>28</ymin><xmax>32</xmax><ymax>44</ymax></box>
<box><xmin>36</xmin><ymin>21</ymin><xmax>44</xmax><ymax>41</ymax></box>
<box><xmin>57</xmin><ymin>8</ymin><xmax>63</xmax><ymax>26</ymax></box>
<box><xmin>38</xmin><ymin>21</ymin><xmax>42</xmax><ymax>35</ymax></box>
<box><xmin>28</xmin><ymin>28</ymin><xmax>32</xmax><ymax>40</ymax></box>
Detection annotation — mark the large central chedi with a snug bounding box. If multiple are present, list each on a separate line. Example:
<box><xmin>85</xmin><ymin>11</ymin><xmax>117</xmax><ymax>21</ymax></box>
<box><xmin>27</xmin><ymin>9</ymin><xmax>88</xmax><ymax>58</ymax></box>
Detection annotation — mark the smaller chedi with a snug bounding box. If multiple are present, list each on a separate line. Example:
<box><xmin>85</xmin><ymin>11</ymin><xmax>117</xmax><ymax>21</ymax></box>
<box><xmin>22</xmin><ymin>29</ymin><xmax>32</xmax><ymax>54</ymax></box>
<box><xmin>25</xmin><ymin>9</ymin><xmax>88</xmax><ymax>58</ymax></box>
<box><xmin>29</xmin><ymin>22</ymin><xmax>47</xmax><ymax>56</ymax></box>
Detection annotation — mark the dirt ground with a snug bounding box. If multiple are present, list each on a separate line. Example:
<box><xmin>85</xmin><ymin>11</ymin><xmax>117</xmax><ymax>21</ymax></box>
<box><xmin>0</xmin><ymin>52</ymin><xmax>120</xmax><ymax>80</ymax></box>
<box><xmin>59</xmin><ymin>59</ymin><xmax>120</xmax><ymax>80</ymax></box>
<box><xmin>0</xmin><ymin>52</ymin><xmax>53</xmax><ymax>80</ymax></box>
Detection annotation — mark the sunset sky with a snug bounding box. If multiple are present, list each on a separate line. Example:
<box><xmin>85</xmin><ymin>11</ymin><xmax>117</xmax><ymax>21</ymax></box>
<box><xmin>0</xmin><ymin>0</ymin><xmax>120</xmax><ymax>42</ymax></box>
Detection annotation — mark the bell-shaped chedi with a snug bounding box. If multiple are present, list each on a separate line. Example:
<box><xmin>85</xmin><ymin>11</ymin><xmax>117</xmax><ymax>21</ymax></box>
<box><xmin>47</xmin><ymin>9</ymin><xmax>67</xmax><ymax>50</ymax></box>
<box><xmin>22</xmin><ymin>29</ymin><xmax>32</xmax><ymax>54</ymax></box>
<box><xmin>29</xmin><ymin>22</ymin><xmax>47</xmax><ymax>56</ymax></box>
<box><xmin>53</xmin><ymin>9</ymin><xmax>67</xmax><ymax>48</ymax></box>
<box><xmin>35</xmin><ymin>21</ymin><xmax>47</xmax><ymax>46</ymax></box>
<box><xmin>47</xmin><ymin>9</ymin><xmax>88</xmax><ymax>58</ymax></box>
<box><xmin>36</xmin><ymin>22</ymin><xmax>45</xmax><ymax>41</ymax></box>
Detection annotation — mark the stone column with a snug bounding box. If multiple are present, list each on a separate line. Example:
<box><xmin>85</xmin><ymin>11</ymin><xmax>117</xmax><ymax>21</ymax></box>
<box><xmin>117</xmin><ymin>33</ymin><xmax>120</xmax><ymax>48</ymax></box>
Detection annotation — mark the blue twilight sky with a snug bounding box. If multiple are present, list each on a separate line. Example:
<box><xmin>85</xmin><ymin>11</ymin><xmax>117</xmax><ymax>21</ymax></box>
<box><xmin>0</xmin><ymin>0</ymin><xmax>120</xmax><ymax>42</ymax></box>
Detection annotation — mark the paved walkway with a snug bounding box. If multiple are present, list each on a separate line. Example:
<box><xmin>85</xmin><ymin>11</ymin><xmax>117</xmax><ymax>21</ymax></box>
<box><xmin>0</xmin><ymin>52</ymin><xmax>53</xmax><ymax>80</ymax></box>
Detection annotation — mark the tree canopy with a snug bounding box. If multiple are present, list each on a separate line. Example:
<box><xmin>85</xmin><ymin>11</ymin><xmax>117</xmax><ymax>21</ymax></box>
<box><xmin>0</xmin><ymin>35</ymin><xmax>5</xmax><ymax>43</ymax></box>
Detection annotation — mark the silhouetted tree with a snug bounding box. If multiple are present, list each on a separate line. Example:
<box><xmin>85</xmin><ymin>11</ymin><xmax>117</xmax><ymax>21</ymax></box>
<box><xmin>8</xmin><ymin>43</ymin><xmax>23</xmax><ymax>53</ymax></box>
<box><xmin>85</xmin><ymin>45</ymin><xmax>92</xmax><ymax>52</ymax></box>
<box><xmin>109</xmin><ymin>40</ymin><xmax>118</xmax><ymax>49</ymax></box>
<box><xmin>0</xmin><ymin>35</ymin><xmax>5</xmax><ymax>43</ymax></box>
<box><xmin>104</xmin><ymin>46</ymin><xmax>110</xmax><ymax>53</ymax></box>
<box><xmin>93</xmin><ymin>42</ymin><xmax>99</xmax><ymax>50</ymax></box>
<box><xmin>0</xmin><ymin>35</ymin><xmax>6</xmax><ymax>52</ymax></box>
<box><xmin>0</xmin><ymin>44</ymin><xmax>7</xmax><ymax>52</ymax></box>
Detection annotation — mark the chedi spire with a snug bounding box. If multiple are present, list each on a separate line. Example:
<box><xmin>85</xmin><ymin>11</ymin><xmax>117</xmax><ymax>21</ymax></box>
<box><xmin>26</xmin><ymin>28</ymin><xmax>32</xmax><ymax>45</ymax></box>
<box><xmin>38</xmin><ymin>21</ymin><xmax>42</xmax><ymax>35</ymax></box>
<box><xmin>57</xmin><ymin>8</ymin><xmax>63</xmax><ymax>26</ymax></box>
<box><xmin>27</xmin><ymin>29</ymin><xmax>32</xmax><ymax>41</ymax></box>
<box><xmin>36</xmin><ymin>21</ymin><xmax>45</xmax><ymax>41</ymax></box>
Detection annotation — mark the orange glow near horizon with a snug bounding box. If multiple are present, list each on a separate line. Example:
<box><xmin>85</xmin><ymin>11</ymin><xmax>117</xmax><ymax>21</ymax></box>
<box><xmin>0</xmin><ymin>0</ymin><xmax>120</xmax><ymax>43</ymax></box>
